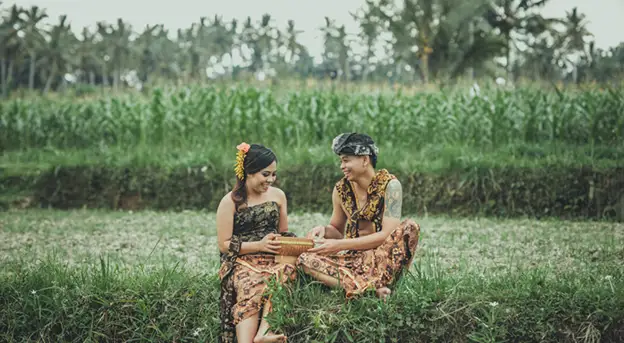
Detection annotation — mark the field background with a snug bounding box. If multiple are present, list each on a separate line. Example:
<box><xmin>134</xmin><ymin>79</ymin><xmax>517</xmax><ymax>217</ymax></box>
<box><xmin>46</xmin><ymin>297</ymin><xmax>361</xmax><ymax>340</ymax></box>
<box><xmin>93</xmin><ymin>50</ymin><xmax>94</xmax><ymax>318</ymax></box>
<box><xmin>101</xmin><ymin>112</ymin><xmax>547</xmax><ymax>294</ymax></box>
<box><xmin>2</xmin><ymin>84</ymin><xmax>623</xmax><ymax>219</ymax></box>
<box><xmin>1</xmin><ymin>79</ymin><xmax>624</xmax><ymax>343</ymax></box>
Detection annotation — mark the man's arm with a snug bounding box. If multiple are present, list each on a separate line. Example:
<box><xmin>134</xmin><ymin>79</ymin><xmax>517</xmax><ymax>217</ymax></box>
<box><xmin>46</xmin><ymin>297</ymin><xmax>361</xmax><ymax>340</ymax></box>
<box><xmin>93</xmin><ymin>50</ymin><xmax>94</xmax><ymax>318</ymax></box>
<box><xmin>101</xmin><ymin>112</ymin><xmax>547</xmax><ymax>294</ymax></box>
<box><xmin>335</xmin><ymin>179</ymin><xmax>402</xmax><ymax>251</ymax></box>
<box><xmin>308</xmin><ymin>187</ymin><xmax>346</xmax><ymax>239</ymax></box>
<box><xmin>320</xmin><ymin>187</ymin><xmax>347</xmax><ymax>239</ymax></box>
<box><xmin>381</xmin><ymin>178</ymin><xmax>402</xmax><ymax>230</ymax></box>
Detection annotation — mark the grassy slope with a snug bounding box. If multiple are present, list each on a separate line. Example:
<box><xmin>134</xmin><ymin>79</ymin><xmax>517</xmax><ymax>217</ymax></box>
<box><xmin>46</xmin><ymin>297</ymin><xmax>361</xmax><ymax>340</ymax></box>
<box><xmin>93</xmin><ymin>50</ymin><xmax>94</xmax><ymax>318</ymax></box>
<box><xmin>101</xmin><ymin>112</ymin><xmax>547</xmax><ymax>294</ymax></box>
<box><xmin>1</xmin><ymin>210</ymin><xmax>623</xmax><ymax>342</ymax></box>
<box><xmin>3</xmin><ymin>143</ymin><xmax>623</xmax><ymax>176</ymax></box>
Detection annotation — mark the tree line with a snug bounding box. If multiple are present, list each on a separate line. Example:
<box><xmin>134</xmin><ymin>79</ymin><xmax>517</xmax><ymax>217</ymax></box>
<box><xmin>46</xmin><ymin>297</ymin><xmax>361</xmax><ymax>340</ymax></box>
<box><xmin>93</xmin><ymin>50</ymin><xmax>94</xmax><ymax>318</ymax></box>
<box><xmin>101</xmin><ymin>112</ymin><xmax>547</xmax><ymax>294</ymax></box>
<box><xmin>1</xmin><ymin>0</ymin><xmax>623</xmax><ymax>95</ymax></box>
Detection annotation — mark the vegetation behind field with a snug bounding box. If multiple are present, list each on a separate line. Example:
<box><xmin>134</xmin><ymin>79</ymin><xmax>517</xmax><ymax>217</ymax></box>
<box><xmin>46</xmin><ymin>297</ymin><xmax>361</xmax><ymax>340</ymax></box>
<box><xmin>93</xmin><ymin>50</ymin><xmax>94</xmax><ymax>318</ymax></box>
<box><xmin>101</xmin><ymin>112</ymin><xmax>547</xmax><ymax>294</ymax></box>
<box><xmin>1</xmin><ymin>85</ymin><xmax>623</xmax><ymax>220</ymax></box>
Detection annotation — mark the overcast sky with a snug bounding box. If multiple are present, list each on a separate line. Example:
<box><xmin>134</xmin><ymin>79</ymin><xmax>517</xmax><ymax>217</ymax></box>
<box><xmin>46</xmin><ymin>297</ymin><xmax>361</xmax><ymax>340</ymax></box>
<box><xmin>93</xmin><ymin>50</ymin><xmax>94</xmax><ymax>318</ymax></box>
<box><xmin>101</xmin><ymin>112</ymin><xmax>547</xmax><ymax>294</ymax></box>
<box><xmin>7</xmin><ymin>0</ymin><xmax>623</xmax><ymax>59</ymax></box>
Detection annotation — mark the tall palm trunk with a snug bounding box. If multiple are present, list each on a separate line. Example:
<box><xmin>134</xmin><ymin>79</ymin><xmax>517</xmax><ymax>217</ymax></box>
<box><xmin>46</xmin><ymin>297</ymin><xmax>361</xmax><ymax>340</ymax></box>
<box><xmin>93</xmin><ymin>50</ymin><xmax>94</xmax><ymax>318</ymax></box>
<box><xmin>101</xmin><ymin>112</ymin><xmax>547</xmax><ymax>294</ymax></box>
<box><xmin>29</xmin><ymin>51</ymin><xmax>37</xmax><ymax>90</ymax></box>
<box><xmin>101</xmin><ymin>64</ymin><xmax>109</xmax><ymax>86</ymax></box>
<box><xmin>1</xmin><ymin>58</ymin><xmax>6</xmax><ymax>97</ymax></box>
<box><xmin>421</xmin><ymin>53</ymin><xmax>430</xmax><ymax>84</ymax></box>
<box><xmin>43</xmin><ymin>64</ymin><xmax>57</xmax><ymax>93</ymax></box>
<box><xmin>2</xmin><ymin>59</ymin><xmax>14</xmax><ymax>96</ymax></box>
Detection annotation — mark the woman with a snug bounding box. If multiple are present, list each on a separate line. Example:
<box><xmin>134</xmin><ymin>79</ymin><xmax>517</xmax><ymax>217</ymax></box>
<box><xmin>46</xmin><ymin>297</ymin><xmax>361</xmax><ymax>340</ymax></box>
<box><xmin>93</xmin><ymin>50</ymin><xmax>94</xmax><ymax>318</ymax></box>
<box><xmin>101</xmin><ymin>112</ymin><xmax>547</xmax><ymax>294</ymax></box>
<box><xmin>217</xmin><ymin>142</ymin><xmax>295</xmax><ymax>343</ymax></box>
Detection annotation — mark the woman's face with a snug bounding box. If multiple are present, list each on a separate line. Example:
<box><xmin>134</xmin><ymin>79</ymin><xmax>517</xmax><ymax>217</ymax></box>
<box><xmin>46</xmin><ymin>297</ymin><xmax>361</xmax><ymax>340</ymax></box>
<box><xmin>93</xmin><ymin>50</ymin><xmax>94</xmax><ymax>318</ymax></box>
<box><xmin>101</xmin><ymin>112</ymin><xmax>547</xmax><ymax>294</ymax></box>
<box><xmin>246</xmin><ymin>161</ymin><xmax>277</xmax><ymax>193</ymax></box>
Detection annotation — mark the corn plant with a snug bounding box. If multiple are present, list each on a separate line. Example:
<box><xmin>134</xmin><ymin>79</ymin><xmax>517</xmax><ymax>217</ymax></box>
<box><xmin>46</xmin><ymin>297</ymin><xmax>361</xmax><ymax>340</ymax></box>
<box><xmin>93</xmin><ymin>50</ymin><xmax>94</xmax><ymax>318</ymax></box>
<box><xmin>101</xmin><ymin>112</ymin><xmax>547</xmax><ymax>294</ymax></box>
<box><xmin>1</xmin><ymin>85</ymin><xmax>623</xmax><ymax>152</ymax></box>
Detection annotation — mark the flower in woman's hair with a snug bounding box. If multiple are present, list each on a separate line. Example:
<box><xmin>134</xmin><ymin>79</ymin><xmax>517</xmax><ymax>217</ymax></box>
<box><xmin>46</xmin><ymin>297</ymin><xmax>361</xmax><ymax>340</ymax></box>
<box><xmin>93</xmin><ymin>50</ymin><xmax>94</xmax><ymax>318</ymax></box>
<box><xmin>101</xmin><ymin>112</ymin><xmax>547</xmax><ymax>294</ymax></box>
<box><xmin>234</xmin><ymin>142</ymin><xmax>249</xmax><ymax>180</ymax></box>
<box><xmin>236</xmin><ymin>142</ymin><xmax>250</xmax><ymax>153</ymax></box>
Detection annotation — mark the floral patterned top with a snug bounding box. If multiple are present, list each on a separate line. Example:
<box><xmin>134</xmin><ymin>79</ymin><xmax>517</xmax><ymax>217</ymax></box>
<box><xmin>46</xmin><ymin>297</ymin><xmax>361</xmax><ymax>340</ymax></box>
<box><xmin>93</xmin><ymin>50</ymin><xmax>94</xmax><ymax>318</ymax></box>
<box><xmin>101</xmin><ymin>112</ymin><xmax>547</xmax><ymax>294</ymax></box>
<box><xmin>335</xmin><ymin>169</ymin><xmax>396</xmax><ymax>239</ymax></box>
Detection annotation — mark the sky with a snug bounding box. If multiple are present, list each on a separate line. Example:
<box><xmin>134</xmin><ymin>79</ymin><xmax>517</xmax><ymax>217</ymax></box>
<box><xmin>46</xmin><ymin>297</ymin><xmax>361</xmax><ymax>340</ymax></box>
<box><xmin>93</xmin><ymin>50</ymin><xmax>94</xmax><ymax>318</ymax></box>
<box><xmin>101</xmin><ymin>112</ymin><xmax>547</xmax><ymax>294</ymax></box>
<box><xmin>6</xmin><ymin>0</ymin><xmax>624</xmax><ymax>61</ymax></box>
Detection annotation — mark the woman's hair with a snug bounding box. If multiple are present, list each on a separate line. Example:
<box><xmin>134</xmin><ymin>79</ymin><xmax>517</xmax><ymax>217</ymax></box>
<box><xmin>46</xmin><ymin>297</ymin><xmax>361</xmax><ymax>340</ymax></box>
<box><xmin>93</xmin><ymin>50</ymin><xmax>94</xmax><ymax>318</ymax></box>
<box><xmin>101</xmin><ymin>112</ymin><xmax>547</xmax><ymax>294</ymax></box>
<box><xmin>231</xmin><ymin>144</ymin><xmax>277</xmax><ymax>211</ymax></box>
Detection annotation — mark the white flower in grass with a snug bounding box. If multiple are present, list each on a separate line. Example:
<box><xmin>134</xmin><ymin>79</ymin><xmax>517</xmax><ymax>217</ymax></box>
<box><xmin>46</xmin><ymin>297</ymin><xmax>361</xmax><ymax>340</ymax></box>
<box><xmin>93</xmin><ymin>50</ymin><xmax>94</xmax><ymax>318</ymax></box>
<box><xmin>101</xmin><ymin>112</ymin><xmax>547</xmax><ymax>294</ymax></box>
<box><xmin>604</xmin><ymin>275</ymin><xmax>613</xmax><ymax>281</ymax></box>
<box><xmin>30</xmin><ymin>290</ymin><xmax>36</xmax><ymax>295</ymax></box>
<box><xmin>489</xmin><ymin>301</ymin><xmax>498</xmax><ymax>307</ymax></box>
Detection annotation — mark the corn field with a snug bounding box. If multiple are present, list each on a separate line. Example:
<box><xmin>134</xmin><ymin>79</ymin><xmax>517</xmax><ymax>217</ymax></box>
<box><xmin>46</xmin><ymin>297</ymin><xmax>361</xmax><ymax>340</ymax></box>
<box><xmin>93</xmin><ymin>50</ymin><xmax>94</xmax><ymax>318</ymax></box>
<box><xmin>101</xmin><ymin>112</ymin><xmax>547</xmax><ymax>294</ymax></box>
<box><xmin>1</xmin><ymin>85</ymin><xmax>623</xmax><ymax>152</ymax></box>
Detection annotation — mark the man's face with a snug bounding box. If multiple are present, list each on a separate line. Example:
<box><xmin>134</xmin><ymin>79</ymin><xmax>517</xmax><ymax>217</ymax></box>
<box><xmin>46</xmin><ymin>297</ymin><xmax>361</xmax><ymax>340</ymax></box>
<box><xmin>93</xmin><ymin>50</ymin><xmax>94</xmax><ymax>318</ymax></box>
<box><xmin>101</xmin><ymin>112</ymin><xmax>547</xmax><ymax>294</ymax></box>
<box><xmin>339</xmin><ymin>154</ymin><xmax>368</xmax><ymax>180</ymax></box>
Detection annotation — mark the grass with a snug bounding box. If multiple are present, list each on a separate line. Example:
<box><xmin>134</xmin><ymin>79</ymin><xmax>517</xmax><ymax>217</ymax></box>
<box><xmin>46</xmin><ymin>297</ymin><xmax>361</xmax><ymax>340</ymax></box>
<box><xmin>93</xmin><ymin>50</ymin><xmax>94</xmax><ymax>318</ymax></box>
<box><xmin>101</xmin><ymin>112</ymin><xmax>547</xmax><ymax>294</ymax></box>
<box><xmin>1</xmin><ymin>209</ymin><xmax>622</xmax><ymax>273</ymax></box>
<box><xmin>2</xmin><ymin>142</ymin><xmax>623</xmax><ymax>178</ymax></box>
<box><xmin>1</xmin><ymin>209</ymin><xmax>623</xmax><ymax>342</ymax></box>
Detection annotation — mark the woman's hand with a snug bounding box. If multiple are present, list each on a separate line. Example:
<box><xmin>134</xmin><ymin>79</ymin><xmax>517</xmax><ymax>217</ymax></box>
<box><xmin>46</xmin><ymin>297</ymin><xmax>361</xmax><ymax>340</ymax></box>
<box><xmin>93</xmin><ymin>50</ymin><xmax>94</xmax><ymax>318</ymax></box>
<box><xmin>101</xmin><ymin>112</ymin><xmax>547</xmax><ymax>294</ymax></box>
<box><xmin>256</xmin><ymin>233</ymin><xmax>281</xmax><ymax>254</ymax></box>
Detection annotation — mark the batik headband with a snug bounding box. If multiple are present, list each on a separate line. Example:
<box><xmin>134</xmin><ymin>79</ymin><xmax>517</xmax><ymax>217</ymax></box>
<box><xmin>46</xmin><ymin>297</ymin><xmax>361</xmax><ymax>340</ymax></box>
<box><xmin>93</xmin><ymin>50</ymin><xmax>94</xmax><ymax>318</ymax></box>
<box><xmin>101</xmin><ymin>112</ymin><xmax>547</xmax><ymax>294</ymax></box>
<box><xmin>332</xmin><ymin>133</ymin><xmax>379</xmax><ymax>156</ymax></box>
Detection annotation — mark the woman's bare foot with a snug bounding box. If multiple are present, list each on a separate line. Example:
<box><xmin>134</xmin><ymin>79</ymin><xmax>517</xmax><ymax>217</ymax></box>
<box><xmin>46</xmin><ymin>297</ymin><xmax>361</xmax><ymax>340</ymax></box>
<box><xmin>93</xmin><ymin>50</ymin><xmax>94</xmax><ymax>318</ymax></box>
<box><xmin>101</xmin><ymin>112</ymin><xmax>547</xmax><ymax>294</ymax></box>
<box><xmin>253</xmin><ymin>332</ymin><xmax>286</xmax><ymax>343</ymax></box>
<box><xmin>376</xmin><ymin>287</ymin><xmax>391</xmax><ymax>300</ymax></box>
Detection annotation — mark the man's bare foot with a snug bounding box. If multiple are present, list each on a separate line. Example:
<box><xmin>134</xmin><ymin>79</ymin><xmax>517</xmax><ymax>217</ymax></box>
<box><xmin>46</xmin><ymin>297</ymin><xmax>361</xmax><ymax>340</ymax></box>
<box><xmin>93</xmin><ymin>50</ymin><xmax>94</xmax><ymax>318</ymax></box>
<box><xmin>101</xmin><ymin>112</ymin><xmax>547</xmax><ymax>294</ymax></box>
<box><xmin>376</xmin><ymin>287</ymin><xmax>391</xmax><ymax>300</ymax></box>
<box><xmin>253</xmin><ymin>333</ymin><xmax>286</xmax><ymax>343</ymax></box>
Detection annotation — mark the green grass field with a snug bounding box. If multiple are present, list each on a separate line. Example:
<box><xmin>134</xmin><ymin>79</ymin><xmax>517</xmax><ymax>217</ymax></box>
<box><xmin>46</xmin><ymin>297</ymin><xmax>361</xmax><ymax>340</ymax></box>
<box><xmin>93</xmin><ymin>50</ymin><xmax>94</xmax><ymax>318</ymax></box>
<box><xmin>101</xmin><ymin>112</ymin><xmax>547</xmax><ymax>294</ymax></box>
<box><xmin>1</xmin><ymin>83</ymin><xmax>623</xmax><ymax>341</ymax></box>
<box><xmin>1</xmin><ymin>209</ymin><xmax>623</xmax><ymax>342</ymax></box>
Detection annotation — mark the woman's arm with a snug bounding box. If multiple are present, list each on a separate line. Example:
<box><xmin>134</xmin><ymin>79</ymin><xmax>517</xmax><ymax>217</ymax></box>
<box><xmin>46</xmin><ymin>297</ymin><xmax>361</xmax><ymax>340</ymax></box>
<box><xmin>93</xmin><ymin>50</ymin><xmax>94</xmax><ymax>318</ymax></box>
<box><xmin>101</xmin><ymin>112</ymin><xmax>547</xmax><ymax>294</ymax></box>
<box><xmin>276</xmin><ymin>188</ymin><xmax>289</xmax><ymax>233</ymax></box>
<box><xmin>216</xmin><ymin>194</ymin><xmax>261</xmax><ymax>255</ymax></box>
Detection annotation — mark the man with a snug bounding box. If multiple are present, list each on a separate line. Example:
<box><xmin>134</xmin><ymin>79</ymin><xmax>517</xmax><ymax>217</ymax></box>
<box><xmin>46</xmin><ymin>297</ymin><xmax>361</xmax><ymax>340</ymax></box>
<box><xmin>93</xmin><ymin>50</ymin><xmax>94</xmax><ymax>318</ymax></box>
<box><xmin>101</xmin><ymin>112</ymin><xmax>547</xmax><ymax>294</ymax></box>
<box><xmin>296</xmin><ymin>132</ymin><xmax>421</xmax><ymax>299</ymax></box>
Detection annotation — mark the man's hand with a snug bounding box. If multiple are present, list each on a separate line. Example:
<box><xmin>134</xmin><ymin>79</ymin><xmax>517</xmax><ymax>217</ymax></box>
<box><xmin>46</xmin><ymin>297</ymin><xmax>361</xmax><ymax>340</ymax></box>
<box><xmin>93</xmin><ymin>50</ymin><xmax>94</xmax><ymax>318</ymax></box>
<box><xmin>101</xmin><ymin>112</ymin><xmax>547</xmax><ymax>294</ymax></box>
<box><xmin>308</xmin><ymin>238</ymin><xmax>344</xmax><ymax>255</ymax></box>
<box><xmin>307</xmin><ymin>225</ymin><xmax>326</xmax><ymax>239</ymax></box>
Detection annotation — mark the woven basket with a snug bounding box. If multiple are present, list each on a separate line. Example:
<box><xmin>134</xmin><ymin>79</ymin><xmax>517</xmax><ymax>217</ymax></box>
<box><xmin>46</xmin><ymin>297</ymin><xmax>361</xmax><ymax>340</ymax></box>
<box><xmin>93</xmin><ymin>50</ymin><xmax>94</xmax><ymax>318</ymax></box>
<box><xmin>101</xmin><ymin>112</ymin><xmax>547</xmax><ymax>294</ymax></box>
<box><xmin>276</xmin><ymin>236</ymin><xmax>314</xmax><ymax>256</ymax></box>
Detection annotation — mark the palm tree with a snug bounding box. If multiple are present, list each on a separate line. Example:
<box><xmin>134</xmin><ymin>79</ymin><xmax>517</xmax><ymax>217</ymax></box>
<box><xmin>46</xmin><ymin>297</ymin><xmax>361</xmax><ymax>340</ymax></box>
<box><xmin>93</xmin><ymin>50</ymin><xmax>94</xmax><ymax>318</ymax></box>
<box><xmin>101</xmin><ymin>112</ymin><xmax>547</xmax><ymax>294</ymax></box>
<box><xmin>368</xmin><ymin>0</ymin><xmax>502</xmax><ymax>83</ymax></box>
<box><xmin>177</xmin><ymin>23</ymin><xmax>201</xmax><ymax>82</ymax></box>
<box><xmin>284</xmin><ymin>20</ymin><xmax>305</xmax><ymax>66</ymax></box>
<box><xmin>257</xmin><ymin>14</ymin><xmax>275</xmax><ymax>71</ymax></box>
<box><xmin>96</xmin><ymin>21</ymin><xmax>112</xmax><ymax>86</ymax></box>
<box><xmin>109</xmin><ymin>18</ymin><xmax>132</xmax><ymax>89</ymax></box>
<box><xmin>516</xmin><ymin>37</ymin><xmax>564</xmax><ymax>80</ymax></box>
<box><xmin>320</xmin><ymin>17</ymin><xmax>342</xmax><ymax>79</ymax></box>
<box><xmin>239</xmin><ymin>17</ymin><xmax>259</xmax><ymax>72</ymax></box>
<box><xmin>485</xmin><ymin>0</ymin><xmax>554</xmax><ymax>81</ymax></box>
<box><xmin>42</xmin><ymin>15</ymin><xmax>76</xmax><ymax>93</ymax></box>
<box><xmin>134</xmin><ymin>24</ymin><xmax>160</xmax><ymax>84</ymax></box>
<box><xmin>77</xmin><ymin>27</ymin><xmax>98</xmax><ymax>85</ymax></box>
<box><xmin>22</xmin><ymin>5</ymin><xmax>48</xmax><ymax>90</ymax></box>
<box><xmin>0</xmin><ymin>4</ymin><xmax>23</xmax><ymax>96</ymax></box>
<box><xmin>559</xmin><ymin>7</ymin><xmax>592</xmax><ymax>83</ymax></box>
<box><xmin>351</xmin><ymin>2</ymin><xmax>379</xmax><ymax>82</ymax></box>
<box><xmin>210</xmin><ymin>15</ymin><xmax>233</xmax><ymax>65</ymax></box>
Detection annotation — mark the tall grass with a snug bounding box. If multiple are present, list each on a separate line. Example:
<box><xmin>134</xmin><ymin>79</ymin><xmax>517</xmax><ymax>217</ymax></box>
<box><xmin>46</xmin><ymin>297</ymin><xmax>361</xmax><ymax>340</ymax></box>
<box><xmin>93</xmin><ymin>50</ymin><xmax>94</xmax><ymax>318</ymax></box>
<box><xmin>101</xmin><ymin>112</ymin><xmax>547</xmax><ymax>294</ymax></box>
<box><xmin>1</xmin><ymin>85</ymin><xmax>623</xmax><ymax>152</ymax></box>
<box><xmin>2</xmin><ymin>208</ymin><xmax>623</xmax><ymax>342</ymax></box>
<box><xmin>1</xmin><ymin>252</ymin><xmax>622</xmax><ymax>342</ymax></box>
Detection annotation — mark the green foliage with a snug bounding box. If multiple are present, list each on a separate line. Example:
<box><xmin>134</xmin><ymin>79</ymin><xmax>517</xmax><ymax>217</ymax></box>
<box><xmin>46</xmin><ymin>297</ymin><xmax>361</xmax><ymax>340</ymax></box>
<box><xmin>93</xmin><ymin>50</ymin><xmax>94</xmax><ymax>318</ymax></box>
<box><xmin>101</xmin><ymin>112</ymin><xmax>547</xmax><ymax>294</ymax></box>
<box><xmin>1</xmin><ymin>85</ymin><xmax>623</xmax><ymax>152</ymax></box>
<box><xmin>2</xmin><ymin>162</ymin><xmax>623</xmax><ymax>221</ymax></box>
<box><xmin>1</xmin><ymin>258</ymin><xmax>622</xmax><ymax>342</ymax></box>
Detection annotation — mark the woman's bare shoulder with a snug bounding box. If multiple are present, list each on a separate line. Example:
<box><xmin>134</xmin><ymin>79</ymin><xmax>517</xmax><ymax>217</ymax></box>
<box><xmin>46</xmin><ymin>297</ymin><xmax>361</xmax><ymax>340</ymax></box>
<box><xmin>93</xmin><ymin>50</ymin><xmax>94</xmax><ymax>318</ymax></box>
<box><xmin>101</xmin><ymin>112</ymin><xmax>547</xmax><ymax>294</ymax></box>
<box><xmin>268</xmin><ymin>187</ymin><xmax>287</xmax><ymax>205</ymax></box>
<box><xmin>217</xmin><ymin>192</ymin><xmax>235</xmax><ymax>211</ymax></box>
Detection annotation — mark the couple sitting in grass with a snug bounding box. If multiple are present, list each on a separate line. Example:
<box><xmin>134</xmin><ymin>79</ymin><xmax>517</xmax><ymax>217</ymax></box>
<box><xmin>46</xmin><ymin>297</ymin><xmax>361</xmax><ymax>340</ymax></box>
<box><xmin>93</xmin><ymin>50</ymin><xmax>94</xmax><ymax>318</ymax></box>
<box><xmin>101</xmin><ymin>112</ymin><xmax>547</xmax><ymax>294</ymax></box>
<box><xmin>216</xmin><ymin>133</ymin><xmax>421</xmax><ymax>343</ymax></box>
